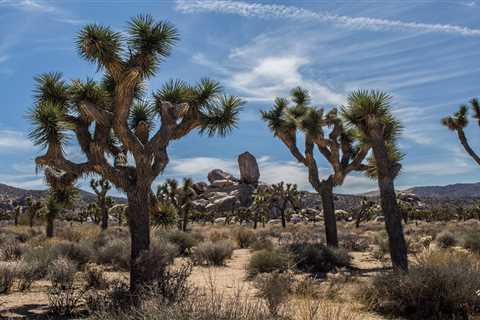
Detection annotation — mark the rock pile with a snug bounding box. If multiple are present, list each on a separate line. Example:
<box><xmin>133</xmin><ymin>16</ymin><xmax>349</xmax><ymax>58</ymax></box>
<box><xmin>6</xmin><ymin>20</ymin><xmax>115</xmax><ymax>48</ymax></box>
<box><xmin>192</xmin><ymin>152</ymin><xmax>260</xmax><ymax>213</ymax></box>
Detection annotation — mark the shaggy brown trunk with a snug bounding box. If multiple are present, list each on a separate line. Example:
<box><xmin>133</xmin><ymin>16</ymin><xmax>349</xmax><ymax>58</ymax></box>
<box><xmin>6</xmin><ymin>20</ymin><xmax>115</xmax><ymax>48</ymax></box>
<box><xmin>46</xmin><ymin>211</ymin><xmax>55</xmax><ymax>238</ymax></box>
<box><xmin>127</xmin><ymin>183</ymin><xmax>151</xmax><ymax>295</ymax></box>
<box><xmin>182</xmin><ymin>210</ymin><xmax>188</xmax><ymax>232</ymax></box>
<box><xmin>371</xmin><ymin>139</ymin><xmax>408</xmax><ymax>272</ymax></box>
<box><xmin>100</xmin><ymin>200</ymin><xmax>108</xmax><ymax>230</ymax></box>
<box><xmin>29</xmin><ymin>214</ymin><xmax>34</xmax><ymax>228</ymax></box>
<box><xmin>318</xmin><ymin>178</ymin><xmax>338</xmax><ymax>247</ymax></box>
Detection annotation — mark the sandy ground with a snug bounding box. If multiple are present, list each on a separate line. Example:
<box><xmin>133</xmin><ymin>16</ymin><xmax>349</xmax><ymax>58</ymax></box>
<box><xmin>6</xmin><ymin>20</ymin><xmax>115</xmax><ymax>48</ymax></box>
<box><xmin>0</xmin><ymin>248</ymin><xmax>386</xmax><ymax>319</ymax></box>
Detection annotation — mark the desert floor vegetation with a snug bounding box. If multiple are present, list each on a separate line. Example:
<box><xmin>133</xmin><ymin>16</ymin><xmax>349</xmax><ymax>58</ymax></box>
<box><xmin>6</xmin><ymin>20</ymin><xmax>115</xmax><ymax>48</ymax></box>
<box><xmin>1</xmin><ymin>220</ymin><xmax>479</xmax><ymax>319</ymax></box>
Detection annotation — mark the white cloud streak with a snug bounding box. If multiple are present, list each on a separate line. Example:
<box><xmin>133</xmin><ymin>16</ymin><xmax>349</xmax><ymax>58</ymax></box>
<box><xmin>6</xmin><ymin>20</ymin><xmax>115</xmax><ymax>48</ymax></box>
<box><xmin>0</xmin><ymin>130</ymin><xmax>33</xmax><ymax>151</ymax></box>
<box><xmin>176</xmin><ymin>0</ymin><xmax>480</xmax><ymax>37</ymax></box>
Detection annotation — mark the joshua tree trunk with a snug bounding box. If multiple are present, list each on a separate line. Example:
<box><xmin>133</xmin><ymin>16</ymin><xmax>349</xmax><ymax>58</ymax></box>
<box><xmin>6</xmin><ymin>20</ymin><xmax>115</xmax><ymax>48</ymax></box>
<box><xmin>371</xmin><ymin>139</ymin><xmax>408</xmax><ymax>271</ymax></box>
<box><xmin>182</xmin><ymin>210</ymin><xmax>188</xmax><ymax>232</ymax></box>
<box><xmin>46</xmin><ymin>211</ymin><xmax>55</xmax><ymax>238</ymax></box>
<box><xmin>29</xmin><ymin>214</ymin><xmax>34</xmax><ymax>228</ymax></box>
<box><xmin>100</xmin><ymin>200</ymin><xmax>108</xmax><ymax>230</ymax></box>
<box><xmin>317</xmin><ymin>178</ymin><xmax>338</xmax><ymax>247</ymax></box>
<box><xmin>127</xmin><ymin>183</ymin><xmax>151</xmax><ymax>295</ymax></box>
<box><xmin>280</xmin><ymin>207</ymin><xmax>287</xmax><ymax>228</ymax></box>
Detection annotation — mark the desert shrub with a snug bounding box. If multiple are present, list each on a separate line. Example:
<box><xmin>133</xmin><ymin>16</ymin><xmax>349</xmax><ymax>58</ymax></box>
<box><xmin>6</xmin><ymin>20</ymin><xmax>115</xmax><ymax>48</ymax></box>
<box><xmin>286</xmin><ymin>243</ymin><xmax>350</xmax><ymax>275</ymax></box>
<box><xmin>0</xmin><ymin>264</ymin><xmax>15</xmax><ymax>294</ymax></box>
<box><xmin>166</xmin><ymin>230</ymin><xmax>197</xmax><ymax>256</ymax></box>
<box><xmin>96</xmin><ymin>239</ymin><xmax>130</xmax><ymax>271</ymax></box>
<box><xmin>89</xmin><ymin>287</ymin><xmax>271</xmax><ymax>320</ymax></box>
<box><xmin>50</xmin><ymin>240</ymin><xmax>94</xmax><ymax>266</ymax></box>
<box><xmin>254</xmin><ymin>271</ymin><xmax>294</xmax><ymax>316</ymax></box>
<box><xmin>84</xmin><ymin>264</ymin><xmax>107</xmax><ymax>290</ymax></box>
<box><xmin>23</xmin><ymin>244</ymin><xmax>57</xmax><ymax>279</ymax></box>
<box><xmin>251</xmin><ymin>238</ymin><xmax>275</xmax><ymax>251</ymax></box>
<box><xmin>47</xmin><ymin>257</ymin><xmax>82</xmax><ymax>316</ymax></box>
<box><xmin>1</xmin><ymin>239</ymin><xmax>24</xmax><ymax>261</ymax></box>
<box><xmin>234</xmin><ymin>228</ymin><xmax>256</xmax><ymax>249</ymax></box>
<box><xmin>434</xmin><ymin>230</ymin><xmax>457</xmax><ymax>248</ymax></box>
<box><xmin>463</xmin><ymin>231</ymin><xmax>480</xmax><ymax>254</ymax></box>
<box><xmin>372</xmin><ymin>234</ymin><xmax>390</xmax><ymax>260</ymax></box>
<box><xmin>56</xmin><ymin>226</ymin><xmax>84</xmax><ymax>242</ymax></box>
<box><xmin>360</xmin><ymin>250</ymin><xmax>480</xmax><ymax>319</ymax></box>
<box><xmin>85</xmin><ymin>279</ymin><xmax>132</xmax><ymax>313</ymax></box>
<box><xmin>247</xmin><ymin>249</ymin><xmax>291</xmax><ymax>278</ymax></box>
<box><xmin>340</xmin><ymin>234</ymin><xmax>369</xmax><ymax>252</ymax></box>
<box><xmin>16</xmin><ymin>261</ymin><xmax>38</xmax><ymax>291</ymax></box>
<box><xmin>191</xmin><ymin>240</ymin><xmax>234</xmax><ymax>266</ymax></box>
<box><xmin>208</xmin><ymin>229</ymin><xmax>230</xmax><ymax>242</ymax></box>
<box><xmin>48</xmin><ymin>257</ymin><xmax>77</xmax><ymax>289</ymax></box>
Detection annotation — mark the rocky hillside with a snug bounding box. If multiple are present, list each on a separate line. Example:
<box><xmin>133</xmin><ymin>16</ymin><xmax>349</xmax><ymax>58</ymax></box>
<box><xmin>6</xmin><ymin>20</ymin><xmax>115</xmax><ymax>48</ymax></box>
<box><xmin>0</xmin><ymin>183</ymin><xmax>126</xmax><ymax>210</ymax></box>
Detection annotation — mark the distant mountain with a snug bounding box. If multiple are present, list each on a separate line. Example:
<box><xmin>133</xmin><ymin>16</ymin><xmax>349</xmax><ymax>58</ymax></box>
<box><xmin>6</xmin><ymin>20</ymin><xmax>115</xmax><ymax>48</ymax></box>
<box><xmin>0</xmin><ymin>183</ymin><xmax>126</xmax><ymax>210</ymax></box>
<box><xmin>403</xmin><ymin>182</ymin><xmax>480</xmax><ymax>200</ymax></box>
<box><xmin>361</xmin><ymin>182</ymin><xmax>480</xmax><ymax>200</ymax></box>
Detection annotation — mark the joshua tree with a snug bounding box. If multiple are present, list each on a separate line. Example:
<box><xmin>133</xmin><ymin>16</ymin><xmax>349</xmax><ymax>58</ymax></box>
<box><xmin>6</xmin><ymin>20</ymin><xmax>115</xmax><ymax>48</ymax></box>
<box><xmin>28</xmin><ymin>16</ymin><xmax>242</xmax><ymax>292</ymax></box>
<box><xmin>442</xmin><ymin>98</ymin><xmax>480</xmax><ymax>166</ymax></box>
<box><xmin>90</xmin><ymin>178</ymin><xmax>112</xmax><ymax>230</ymax></box>
<box><xmin>44</xmin><ymin>168</ymin><xmax>79</xmax><ymax>237</ymax></box>
<box><xmin>12</xmin><ymin>204</ymin><xmax>22</xmax><ymax>226</ymax></box>
<box><xmin>262</xmin><ymin>87</ymin><xmax>369</xmax><ymax>246</ymax></box>
<box><xmin>354</xmin><ymin>197</ymin><xmax>377</xmax><ymax>228</ymax></box>
<box><xmin>341</xmin><ymin>90</ymin><xmax>408</xmax><ymax>271</ymax></box>
<box><xmin>251</xmin><ymin>189</ymin><xmax>270</xmax><ymax>229</ymax></box>
<box><xmin>268</xmin><ymin>182</ymin><xmax>300</xmax><ymax>228</ymax></box>
<box><xmin>109</xmin><ymin>203</ymin><xmax>128</xmax><ymax>226</ymax></box>
<box><xmin>157</xmin><ymin>178</ymin><xmax>196</xmax><ymax>231</ymax></box>
<box><xmin>25</xmin><ymin>196</ymin><xmax>44</xmax><ymax>228</ymax></box>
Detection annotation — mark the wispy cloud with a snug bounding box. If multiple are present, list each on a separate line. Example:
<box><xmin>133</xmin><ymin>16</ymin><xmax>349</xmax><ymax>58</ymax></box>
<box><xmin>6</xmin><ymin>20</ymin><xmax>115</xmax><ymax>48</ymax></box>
<box><xmin>0</xmin><ymin>130</ymin><xmax>34</xmax><ymax>152</ymax></box>
<box><xmin>176</xmin><ymin>0</ymin><xmax>480</xmax><ymax>37</ymax></box>
<box><xmin>0</xmin><ymin>0</ymin><xmax>55</xmax><ymax>13</ymax></box>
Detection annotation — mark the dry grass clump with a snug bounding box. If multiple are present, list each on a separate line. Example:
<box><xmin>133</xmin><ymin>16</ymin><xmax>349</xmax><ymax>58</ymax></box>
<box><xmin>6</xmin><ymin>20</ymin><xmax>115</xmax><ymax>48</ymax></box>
<box><xmin>0</xmin><ymin>263</ymin><xmax>15</xmax><ymax>294</ymax></box>
<box><xmin>434</xmin><ymin>230</ymin><xmax>457</xmax><ymax>248</ymax></box>
<box><xmin>254</xmin><ymin>271</ymin><xmax>294</xmax><ymax>316</ymax></box>
<box><xmin>360</xmin><ymin>250</ymin><xmax>480</xmax><ymax>319</ymax></box>
<box><xmin>192</xmin><ymin>240</ymin><xmax>235</xmax><ymax>266</ymax></box>
<box><xmin>233</xmin><ymin>227</ymin><xmax>257</xmax><ymax>249</ymax></box>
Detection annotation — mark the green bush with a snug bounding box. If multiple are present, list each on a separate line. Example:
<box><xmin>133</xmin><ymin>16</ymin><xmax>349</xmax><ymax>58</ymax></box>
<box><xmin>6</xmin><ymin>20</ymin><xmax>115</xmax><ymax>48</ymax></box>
<box><xmin>166</xmin><ymin>231</ymin><xmax>197</xmax><ymax>256</ymax></box>
<box><xmin>233</xmin><ymin>228</ymin><xmax>256</xmax><ymax>249</ymax></box>
<box><xmin>463</xmin><ymin>231</ymin><xmax>480</xmax><ymax>253</ymax></box>
<box><xmin>286</xmin><ymin>242</ymin><xmax>350</xmax><ymax>275</ymax></box>
<box><xmin>361</xmin><ymin>250</ymin><xmax>480</xmax><ymax>319</ymax></box>
<box><xmin>247</xmin><ymin>249</ymin><xmax>291</xmax><ymax>278</ymax></box>
<box><xmin>434</xmin><ymin>230</ymin><xmax>457</xmax><ymax>248</ymax></box>
<box><xmin>192</xmin><ymin>240</ymin><xmax>234</xmax><ymax>266</ymax></box>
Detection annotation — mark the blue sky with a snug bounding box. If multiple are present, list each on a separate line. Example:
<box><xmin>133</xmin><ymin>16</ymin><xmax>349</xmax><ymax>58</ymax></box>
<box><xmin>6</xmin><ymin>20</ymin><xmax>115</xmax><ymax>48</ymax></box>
<box><xmin>1</xmin><ymin>0</ymin><xmax>480</xmax><ymax>195</ymax></box>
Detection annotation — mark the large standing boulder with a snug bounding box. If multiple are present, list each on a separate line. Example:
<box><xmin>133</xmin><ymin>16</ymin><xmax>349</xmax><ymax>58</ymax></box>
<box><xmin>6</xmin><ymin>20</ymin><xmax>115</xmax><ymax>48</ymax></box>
<box><xmin>207</xmin><ymin>169</ymin><xmax>236</xmax><ymax>183</ymax></box>
<box><xmin>238</xmin><ymin>152</ymin><xmax>260</xmax><ymax>185</ymax></box>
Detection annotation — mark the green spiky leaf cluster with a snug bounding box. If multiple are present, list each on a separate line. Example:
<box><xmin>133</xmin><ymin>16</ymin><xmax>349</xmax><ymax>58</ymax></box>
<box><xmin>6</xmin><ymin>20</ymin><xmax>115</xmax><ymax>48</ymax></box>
<box><xmin>341</xmin><ymin>90</ymin><xmax>404</xmax><ymax>179</ymax></box>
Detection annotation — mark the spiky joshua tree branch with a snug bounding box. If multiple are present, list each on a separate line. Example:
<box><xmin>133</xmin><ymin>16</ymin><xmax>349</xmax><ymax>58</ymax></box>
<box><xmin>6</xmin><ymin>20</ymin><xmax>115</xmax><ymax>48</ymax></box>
<box><xmin>261</xmin><ymin>87</ymin><xmax>369</xmax><ymax>246</ymax></box>
<box><xmin>442</xmin><ymin>98</ymin><xmax>480</xmax><ymax>166</ymax></box>
<box><xmin>28</xmin><ymin>15</ymin><xmax>243</xmax><ymax>293</ymax></box>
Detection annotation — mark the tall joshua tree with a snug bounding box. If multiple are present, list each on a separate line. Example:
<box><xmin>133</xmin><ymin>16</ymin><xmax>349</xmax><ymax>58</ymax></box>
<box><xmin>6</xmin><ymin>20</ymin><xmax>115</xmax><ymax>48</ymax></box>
<box><xmin>262</xmin><ymin>87</ymin><xmax>369</xmax><ymax>246</ymax></box>
<box><xmin>44</xmin><ymin>168</ymin><xmax>78</xmax><ymax>237</ymax></box>
<box><xmin>269</xmin><ymin>182</ymin><xmax>300</xmax><ymax>228</ymax></box>
<box><xmin>442</xmin><ymin>98</ymin><xmax>480</xmax><ymax>166</ymax></box>
<box><xmin>28</xmin><ymin>15</ymin><xmax>242</xmax><ymax>292</ymax></box>
<box><xmin>341</xmin><ymin>90</ymin><xmax>408</xmax><ymax>271</ymax></box>
<box><xmin>25</xmin><ymin>196</ymin><xmax>44</xmax><ymax>228</ymax></box>
<box><xmin>157</xmin><ymin>178</ymin><xmax>196</xmax><ymax>232</ymax></box>
<box><xmin>90</xmin><ymin>177</ymin><xmax>112</xmax><ymax>230</ymax></box>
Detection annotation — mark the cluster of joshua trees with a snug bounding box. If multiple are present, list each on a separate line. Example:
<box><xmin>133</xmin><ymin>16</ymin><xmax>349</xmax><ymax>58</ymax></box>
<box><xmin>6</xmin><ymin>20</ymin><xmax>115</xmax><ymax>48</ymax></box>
<box><xmin>26</xmin><ymin>15</ymin><xmax>479</xmax><ymax>292</ymax></box>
